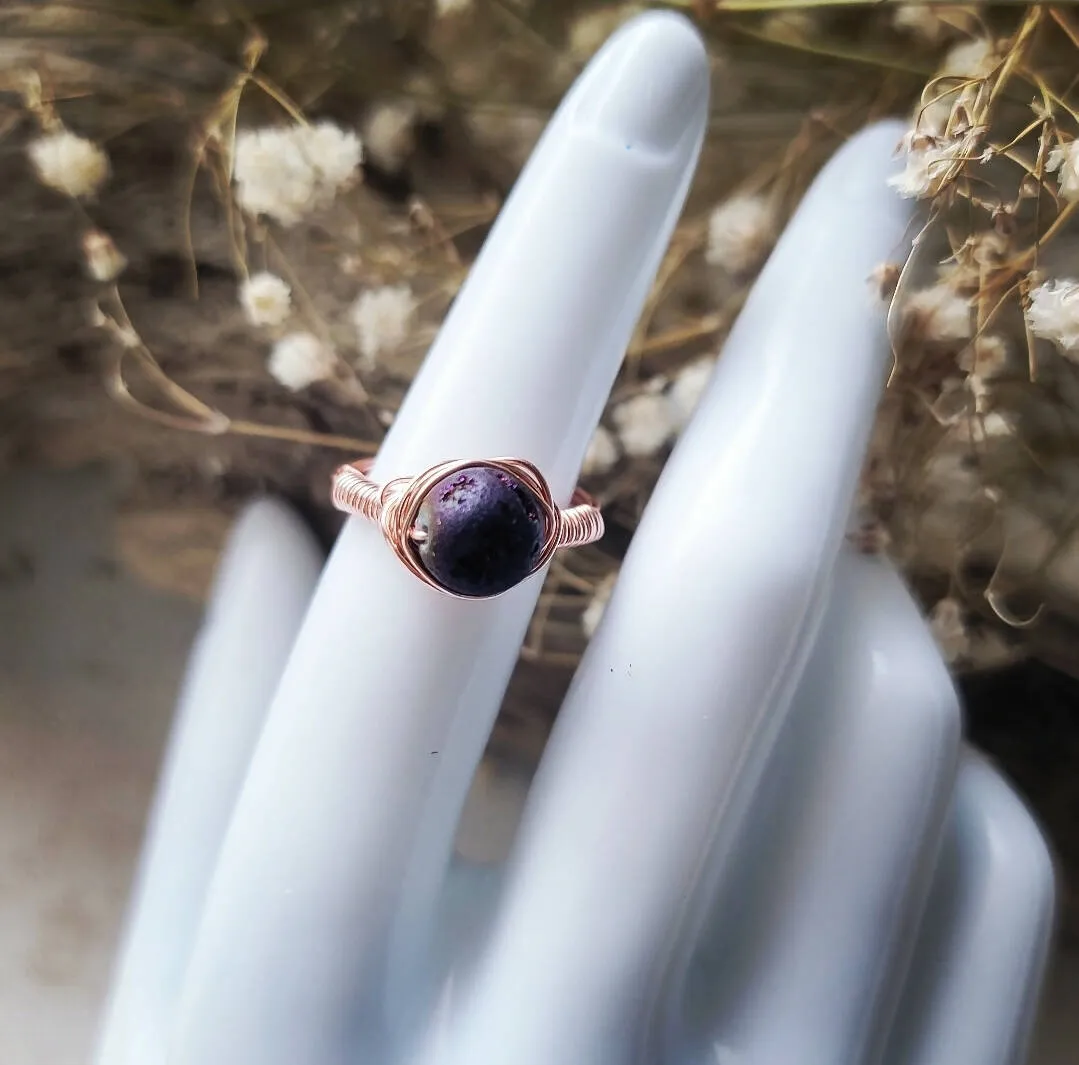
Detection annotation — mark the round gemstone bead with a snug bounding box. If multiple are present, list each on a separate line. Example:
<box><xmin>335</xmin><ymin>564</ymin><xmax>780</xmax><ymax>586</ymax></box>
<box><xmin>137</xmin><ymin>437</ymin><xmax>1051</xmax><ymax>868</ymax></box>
<box><xmin>413</xmin><ymin>465</ymin><xmax>545</xmax><ymax>598</ymax></box>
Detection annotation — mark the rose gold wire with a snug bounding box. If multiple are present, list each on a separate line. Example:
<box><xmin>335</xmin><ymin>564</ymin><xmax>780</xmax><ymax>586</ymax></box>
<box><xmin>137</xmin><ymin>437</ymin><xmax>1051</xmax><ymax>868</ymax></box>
<box><xmin>330</xmin><ymin>456</ymin><xmax>604</xmax><ymax>599</ymax></box>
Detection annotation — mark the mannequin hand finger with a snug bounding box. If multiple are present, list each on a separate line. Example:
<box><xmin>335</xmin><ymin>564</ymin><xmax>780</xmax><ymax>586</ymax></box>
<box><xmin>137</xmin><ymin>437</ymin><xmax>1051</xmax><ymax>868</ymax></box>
<box><xmin>170</xmin><ymin>14</ymin><xmax>710</xmax><ymax>1065</ymax></box>
<box><xmin>94</xmin><ymin>499</ymin><xmax>324</xmax><ymax>1065</ymax></box>
<box><xmin>882</xmin><ymin>749</ymin><xmax>1055</xmax><ymax>1065</ymax></box>
<box><xmin>686</xmin><ymin>553</ymin><xmax>959</xmax><ymax>1065</ymax></box>
<box><xmin>412</xmin><ymin>120</ymin><xmax>914</xmax><ymax>1065</ymax></box>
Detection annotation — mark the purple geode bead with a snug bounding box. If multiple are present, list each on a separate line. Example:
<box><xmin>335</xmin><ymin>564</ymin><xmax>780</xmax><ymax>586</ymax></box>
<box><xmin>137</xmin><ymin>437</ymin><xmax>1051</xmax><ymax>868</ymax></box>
<box><xmin>413</xmin><ymin>466</ymin><xmax>545</xmax><ymax>597</ymax></box>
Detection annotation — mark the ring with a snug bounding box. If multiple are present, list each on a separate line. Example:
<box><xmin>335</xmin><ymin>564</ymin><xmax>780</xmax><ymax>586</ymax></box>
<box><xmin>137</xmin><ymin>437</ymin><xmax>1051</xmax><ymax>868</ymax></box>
<box><xmin>330</xmin><ymin>457</ymin><xmax>604</xmax><ymax>600</ymax></box>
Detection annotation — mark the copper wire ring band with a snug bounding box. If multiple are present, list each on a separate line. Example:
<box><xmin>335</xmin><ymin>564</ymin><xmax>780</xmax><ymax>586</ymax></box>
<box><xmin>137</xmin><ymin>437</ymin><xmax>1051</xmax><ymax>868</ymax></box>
<box><xmin>330</xmin><ymin>456</ymin><xmax>604</xmax><ymax>599</ymax></box>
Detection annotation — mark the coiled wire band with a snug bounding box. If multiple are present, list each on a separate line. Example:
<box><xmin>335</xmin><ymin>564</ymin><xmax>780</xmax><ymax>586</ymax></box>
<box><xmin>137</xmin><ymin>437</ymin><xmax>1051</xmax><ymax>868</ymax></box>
<box><xmin>331</xmin><ymin>457</ymin><xmax>604</xmax><ymax>597</ymax></box>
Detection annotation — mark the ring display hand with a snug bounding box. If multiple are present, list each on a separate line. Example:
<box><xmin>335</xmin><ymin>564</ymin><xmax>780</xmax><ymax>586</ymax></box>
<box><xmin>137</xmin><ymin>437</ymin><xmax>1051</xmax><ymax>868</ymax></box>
<box><xmin>93</xmin><ymin>12</ymin><xmax>1056</xmax><ymax>1065</ymax></box>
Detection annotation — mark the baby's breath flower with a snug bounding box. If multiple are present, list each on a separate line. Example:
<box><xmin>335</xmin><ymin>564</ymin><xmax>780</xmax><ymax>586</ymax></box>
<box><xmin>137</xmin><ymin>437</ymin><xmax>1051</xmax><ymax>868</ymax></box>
<box><xmin>667</xmin><ymin>357</ymin><xmax>715</xmax><ymax>430</ymax></box>
<box><xmin>436</xmin><ymin>0</ymin><xmax>473</xmax><ymax>15</ymax></box>
<box><xmin>958</xmin><ymin>334</ymin><xmax>1009</xmax><ymax>378</ymax></box>
<box><xmin>705</xmin><ymin>193</ymin><xmax>775</xmax><ymax>275</ymax></box>
<box><xmin>581</xmin><ymin>573</ymin><xmax>616</xmax><ymax>638</ymax></box>
<box><xmin>1046</xmin><ymin>141</ymin><xmax>1079</xmax><ymax>202</ymax></box>
<box><xmin>27</xmin><ymin>129</ymin><xmax>109</xmax><ymax>198</ymax></box>
<box><xmin>611</xmin><ymin>392</ymin><xmax>674</xmax><ymax>458</ymax></box>
<box><xmin>267</xmin><ymin>332</ymin><xmax>336</xmax><ymax>391</ymax></box>
<box><xmin>889</xmin><ymin>130</ymin><xmax>968</xmax><ymax>200</ymax></box>
<box><xmin>893</xmin><ymin>4</ymin><xmax>974</xmax><ymax>45</ymax></box>
<box><xmin>1026</xmin><ymin>279</ymin><xmax>1079</xmax><ymax>355</ymax></box>
<box><xmin>362</xmin><ymin>101</ymin><xmax>418</xmax><ymax>172</ymax></box>
<box><xmin>240</xmin><ymin>272</ymin><xmax>292</xmax><ymax>327</ymax></box>
<box><xmin>351</xmin><ymin>284</ymin><xmax>417</xmax><ymax>367</ymax></box>
<box><xmin>233</xmin><ymin>121</ymin><xmax>363</xmax><ymax>226</ymax></box>
<box><xmin>582</xmin><ymin>426</ymin><xmax>619</xmax><ymax>477</ymax></box>
<box><xmin>81</xmin><ymin>229</ymin><xmax>126</xmax><ymax>282</ymax></box>
<box><xmin>981</xmin><ymin>411</ymin><xmax>1013</xmax><ymax>438</ymax></box>
<box><xmin>903</xmin><ymin>284</ymin><xmax>973</xmax><ymax>342</ymax></box>
<box><xmin>868</xmin><ymin>262</ymin><xmax>902</xmax><ymax>303</ymax></box>
<box><xmin>940</xmin><ymin>37</ymin><xmax>998</xmax><ymax>78</ymax></box>
<box><xmin>929</xmin><ymin>597</ymin><xmax>969</xmax><ymax>663</ymax></box>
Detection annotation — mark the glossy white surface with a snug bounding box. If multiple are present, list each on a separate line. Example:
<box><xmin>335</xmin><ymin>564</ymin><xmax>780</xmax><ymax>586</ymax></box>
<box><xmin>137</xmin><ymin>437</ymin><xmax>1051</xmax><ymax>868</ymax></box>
<box><xmin>81</xmin><ymin>12</ymin><xmax>1058</xmax><ymax>1065</ymax></box>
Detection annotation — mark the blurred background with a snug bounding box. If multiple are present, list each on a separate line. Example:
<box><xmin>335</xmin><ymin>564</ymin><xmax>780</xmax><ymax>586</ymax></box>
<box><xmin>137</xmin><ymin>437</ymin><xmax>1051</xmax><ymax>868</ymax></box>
<box><xmin>2</xmin><ymin>1</ymin><xmax>1079</xmax><ymax>1060</ymax></box>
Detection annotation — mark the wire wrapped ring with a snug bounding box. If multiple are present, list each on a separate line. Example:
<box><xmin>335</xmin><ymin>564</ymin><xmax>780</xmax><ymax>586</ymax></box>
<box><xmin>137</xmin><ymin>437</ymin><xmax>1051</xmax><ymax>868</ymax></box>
<box><xmin>331</xmin><ymin>457</ymin><xmax>604</xmax><ymax>600</ymax></box>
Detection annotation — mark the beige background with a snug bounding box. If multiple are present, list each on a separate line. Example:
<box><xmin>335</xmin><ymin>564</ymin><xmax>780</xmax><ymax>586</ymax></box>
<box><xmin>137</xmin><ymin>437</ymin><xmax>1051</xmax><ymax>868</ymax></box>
<box><xmin>0</xmin><ymin>465</ymin><xmax>1074</xmax><ymax>1064</ymax></box>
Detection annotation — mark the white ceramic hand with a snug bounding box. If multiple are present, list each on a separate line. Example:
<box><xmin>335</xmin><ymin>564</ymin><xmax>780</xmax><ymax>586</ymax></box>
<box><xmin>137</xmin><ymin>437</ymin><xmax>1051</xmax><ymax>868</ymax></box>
<box><xmin>94</xmin><ymin>13</ymin><xmax>1055</xmax><ymax>1065</ymax></box>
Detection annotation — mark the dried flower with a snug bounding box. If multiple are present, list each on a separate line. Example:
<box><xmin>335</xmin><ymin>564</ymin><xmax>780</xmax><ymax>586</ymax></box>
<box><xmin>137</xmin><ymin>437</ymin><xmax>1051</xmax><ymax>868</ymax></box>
<box><xmin>436</xmin><ymin>0</ymin><xmax>473</xmax><ymax>15</ymax></box>
<box><xmin>705</xmin><ymin>193</ymin><xmax>776</xmax><ymax>274</ymax></box>
<box><xmin>958</xmin><ymin>334</ymin><xmax>1009</xmax><ymax>377</ymax></box>
<box><xmin>611</xmin><ymin>392</ymin><xmax>674</xmax><ymax>457</ymax></box>
<box><xmin>81</xmin><ymin>229</ymin><xmax>126</xmax><ymax>282</ymax></box>
<box><xmin>233</xmin><ymin>121</ymin><xmax>363</xmax><ymax>226</ymax></box>
<box><xmin>940</xmin><ymin>37</ymin><xmax>998</xmax><ymax>78</ymax></box>
<box><xmin>267</xmin><ymin>332</ymin><xmax>335</xmax><ymax>391</ymax></box>
<box><xmin>581</xmin><ymin>572</ymin><xmax>616</xmax><ymax>637</ymax></box>
<box><xmin>667</xmin><ymin>357</ymin><xmax>714</xmax><ymax>430</ymax></box>
<box><xmin>27</xmin><ymin>129</ymin><xmax>109</xmax><ymax>198</ymax></box>
<box><xmin>929</xmin><ymin>597</ymin><xmax>969</xmax><ymax>663</ymax></box>
<box><xmin>889</xmin><ymin>130</ymin><xmax>970</xmax><ymax>199</ymax></box>
<box><xmin>351</xmin><ymin>284</ymin><xmax>417</xmax><ymax>367</ymax></box>
<box><xmin>1046</xmin><ymin>141</ymin><xmax>1079</xmax><ymax>202</ymax></box>
<box><xmin>1026</xmin><ymin>279</ymin><xmax>1079</xmax><ymax>355</ymax></box>
<box><xmin>362</xmin><ymin>101</ymin><xmax>418</xmax><ymax>172</ymax></box>
<box><xmin>903</xmin><ymin>284</ymin><xmax>973</xmax><ymax>342</ymax></box>
<box><xmin>240</xmin><ymin>272</ymin><xmax>292</xmax><ymax>327</ymax></box>
<box><xmin>868</xmin><ymin>262</ymin><xmax>902</xmax><ymax>303</ymax></box>
<box><xmin>583</xmin><ymin>426</ymin><xmax>619</xmax><ymax>476</ymax></box>
<box><xmin>893</xmin><ymin>4</ymin><xmax>973</xmax><ymax>44</ymax></box>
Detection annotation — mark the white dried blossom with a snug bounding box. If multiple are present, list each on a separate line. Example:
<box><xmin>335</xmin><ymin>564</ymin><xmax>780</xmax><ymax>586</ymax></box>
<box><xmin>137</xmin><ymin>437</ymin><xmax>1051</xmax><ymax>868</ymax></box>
<box><xmin>980</xmin><ymin>411</ymin><xmax>1013</xmax><ymax>438</ymax></box>
<box><xmin>705</xmin><ymin>193</ymin><xmax>776</xmax><ymax>274</ymax></box>
<box><xmin>581</xmin><ymin>573</ymin><xmax>616</xmax><ymax>638</ymax></box>
<box><xmin>867</xmin><ymin>262</ymin><xmax>901</xmax><ymax>304</ymax></box>
<box><xmin>667</xmin><ymin>357</ymin><xmax>715</xmax><ymax>430</ymax></box>
<box><xmin>940</xmin><ymin>230</ymin><xmax>1010</xmax><ymax>290</ymax></box>
<box><xmin>351</xmin><ymin>284</ymin><xmax>417</xmax><ymax>367</ymax></box>
<box><xmin>267</xmin><ymin>332</ymin><xmax>336</xmax><ymax>391</ymax></box>
<box><xmin>567</xmin><ymin>3</ymin><xmax>645</xmax><ymax>61</ymax></box>
<box><xmin>762</xmin><ymin>10</ymin><xmax>818</xmax><ymax>42</ymax></box>
<box><xmin>958</xmin><ymin>334</ymin><xmax>1009</xmax><ymax>377</ymax></box>
<box><xmin>893</xmin><ymin>4</ymin><xmax>973</xmax><ymax>44</ymax></box>
<box><xmin>436</xmin><ymin>0</ymin><xmax>473</xmax><ymax>15</ymax></box>
<box><xmin>611</xmin><ymin>392</ymin><xmax>674</xmax><ymax>458</ymax></box>
<box><xmin>1026</xmin><ymin>279</ymin><xmax>1079</xmax><ymax>355</ymax></box>
<box><xmin>929</xmin><ymin>597</ymin><xmax>969</xmax><ymax>663</ymax></box>
<box><xmin>81</xmin><ymin>229</ymin><xmax>126</xmax><ymax>282</ymax></box>
<box><xmin>889</xmin><ymin>130</ymin><xmax>968</xmax><ymax>199</ymax></box>
<box><xmin>362</xmin><ymin>100</ymin><xmax>418</xmax><ymax>172</ymax></box>
<box><xmin>239</xmin><ymin>272</ymin><xmax>292</xmax><ymax>327</ymax></box>
<box><xmin>903</xmin><ymin>284</ymin><xmax>973</xmax><ymax>342</ymax></box>
<box><xmin>233</xmin><ymin>121</ymin><xmax>363</xmax><ymax>226</ymax></box>
<box><xmin>1046</xmin><ymin>141</ymin><xmax>1079</xmax><ymax>202</ymax></box>
<box><xmin>27</xmin><ymin>129</ymin><xmax>109</xmax><ymax>198</ymax></box>
<box><xmin>940</xmin><ymin>37</ymin><xmax>998</xmax><ymax>78</ymax></box>
<box><xmin>582</xmin><ymin>426</ymin><xmax>619</xmax><ymax>477</ymax></box>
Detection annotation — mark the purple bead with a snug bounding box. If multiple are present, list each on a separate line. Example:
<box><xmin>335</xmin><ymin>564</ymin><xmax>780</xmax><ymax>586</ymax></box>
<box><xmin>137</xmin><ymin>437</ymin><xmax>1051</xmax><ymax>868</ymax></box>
<box><xmin>413</xmin><ymin>466</ymin><xmax>545</xmax><ymax>597</ymax></box>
